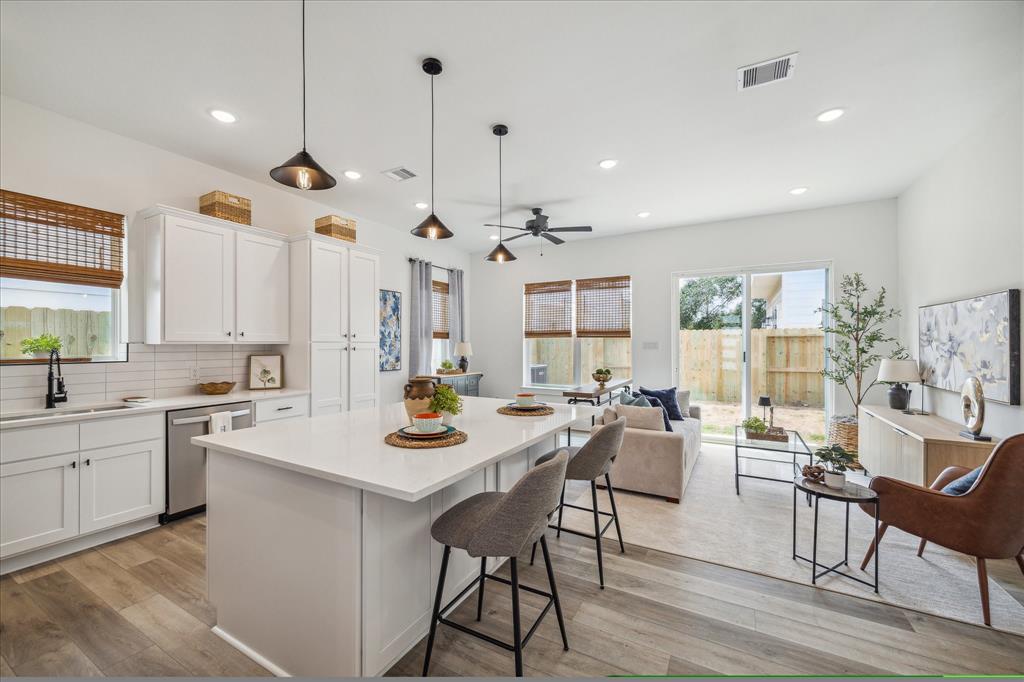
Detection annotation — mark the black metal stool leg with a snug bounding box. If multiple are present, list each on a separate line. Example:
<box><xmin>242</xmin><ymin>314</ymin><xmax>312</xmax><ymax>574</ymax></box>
<box><xmin>476</xmin><ymin>557</ymin><xmax>487</xmax><ymax>621</ymax></box>
<box><xmin>540</xmin><ymin>536</ymin><xmax>569</xmax><ymax>651</ymax></box>
<box><xmin>591</xmin><ymin>481</ymin><xmax>605</xmax><ymax>588</ymax></box>
<box><xmin>605</xmin><ymin>473</ymin><xmax>625</xmax><ymax>553</ymax></box>
<box><xmin>423</xmin><ymin>545</ymin><xmax>451</xmax><ymax>676</ymax></box>
<box><xmin>529</xmin><ymin>541</ymin><xmax>537</xmax><ymax>565</ymax></box>
<box><xmin>556</xmin><ymin>482</ymin><xmax>566</xmax><ymax>538</ymax></box>
<box><xmin>510</xmin><ymin>557</ymin><xmax>524</xmax><ymax>677</ymax></box>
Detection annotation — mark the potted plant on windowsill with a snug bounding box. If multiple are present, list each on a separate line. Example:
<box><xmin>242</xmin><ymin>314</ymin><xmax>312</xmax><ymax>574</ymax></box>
<box><xmin>20</xmin><ymin>333</ymin><xmax>62</xmax><ymax>359</ymax></box>
<box><xmin>429</xmin><ymin>384</ymin><xmax>463</xmax><ymax>426</ymax></box>
<box><xmin>815</xmin><ymin>444</ymin><xmax>855</xmax><ymax>489</ymax></box>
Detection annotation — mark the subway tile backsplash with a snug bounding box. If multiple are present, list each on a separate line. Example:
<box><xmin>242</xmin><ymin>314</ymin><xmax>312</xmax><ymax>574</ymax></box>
<box><xmin>0</xmin><ymin>343</ymin><xmax>277</xmax><ymax>412</ymax></box>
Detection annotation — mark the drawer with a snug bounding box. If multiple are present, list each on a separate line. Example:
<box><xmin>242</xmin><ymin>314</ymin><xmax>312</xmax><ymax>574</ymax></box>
<box><xmin>80</xmin><ymin>412</ymin><xmax>164</xmax><ymax>451</ymax></box>
<box><xmin>255</xmin><ymin>395</ymin><xmax>309</xmax><ymax>423</ymax></box>
<box><xmin>0</xmin><ymin>423</ymin><xmax>79</xmax><ymax>464</ymax></box>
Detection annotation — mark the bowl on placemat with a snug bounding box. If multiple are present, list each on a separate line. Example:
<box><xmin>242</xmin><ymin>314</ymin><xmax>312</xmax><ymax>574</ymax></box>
<box><xmin>515</xmin><ymin>393</ymin><xmax>536</xmax><ymax>407</ymax></box>
<box><xmin>198</xmin><ymin>381</ymin><xmax>236</xmax><ymax>395</ymax></box>
<box><xmin>412</xmin><ymin>412</ymin><xmax>444</xmax><ymax>433</ymax></box>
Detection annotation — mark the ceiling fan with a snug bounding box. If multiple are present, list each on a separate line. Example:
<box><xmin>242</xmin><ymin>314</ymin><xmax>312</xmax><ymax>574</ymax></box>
<box><xmin>485</xmin><ymin>208</ymin><xmax>592</xmax><ymax>245</ymax></box>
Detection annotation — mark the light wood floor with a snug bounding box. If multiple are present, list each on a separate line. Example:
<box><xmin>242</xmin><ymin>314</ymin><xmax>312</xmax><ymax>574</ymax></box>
<box><xmin>2</xmin><ymin>514</ymin><xmax>1022</xmax><ymax>677</ymax></box>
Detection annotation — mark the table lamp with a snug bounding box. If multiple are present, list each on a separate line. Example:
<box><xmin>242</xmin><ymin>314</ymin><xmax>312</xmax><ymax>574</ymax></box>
<box><xmin>454</xmin><ymin>342</ymin><xmax>473</xmax><ymax>373</ymax></box>
<box><xmin>877</xmin><ymin>359</ymin><xmax>924</xmax><ymax>414</ymax></box>
<box><xmin>757</xmin><ymin>395</ymin><xmax>772</xmax><ymax>421</ymax></box>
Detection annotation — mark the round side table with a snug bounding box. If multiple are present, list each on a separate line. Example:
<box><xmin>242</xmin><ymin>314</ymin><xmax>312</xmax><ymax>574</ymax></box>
<box><xmin>792</xmin><ymin>476</ymin><xmax>880</xmax><ymax>592</ymax></box>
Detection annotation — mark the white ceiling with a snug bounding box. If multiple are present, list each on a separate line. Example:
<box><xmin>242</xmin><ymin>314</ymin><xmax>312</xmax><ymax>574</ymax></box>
<box><xmin>2</xmin><ymin>1</ymin><xmax>1020</xmax><ymax>252</ymax></box>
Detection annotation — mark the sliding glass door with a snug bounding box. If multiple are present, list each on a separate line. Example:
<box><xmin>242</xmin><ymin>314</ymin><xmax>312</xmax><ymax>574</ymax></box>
<box><xmin>675</xmin><ymin>265</ymin><xmax>829</xmax><ymax>443</ymax></box>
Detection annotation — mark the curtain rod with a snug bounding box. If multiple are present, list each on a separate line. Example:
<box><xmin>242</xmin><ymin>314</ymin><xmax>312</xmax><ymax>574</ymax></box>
<box><xmin>408</xmin><ymin>257</ymin><xmax>458</xmax><ymax>274</ymax></box>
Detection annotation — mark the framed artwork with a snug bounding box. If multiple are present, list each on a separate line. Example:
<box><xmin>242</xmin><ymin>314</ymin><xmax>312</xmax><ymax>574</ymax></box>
<box><xmin>918</xmin><ymin>289</ymin><xmax>1020</xmax><ymax>405</ymax></box>
<box><xmin>248</xmin><ymin>354</ymin><xmax>283</xmax><ymax>390</ymax></box>
<box><xmin>379</xmin><ymin>289</ymin><xmax>402</xmax><ymax>371</ymax></box>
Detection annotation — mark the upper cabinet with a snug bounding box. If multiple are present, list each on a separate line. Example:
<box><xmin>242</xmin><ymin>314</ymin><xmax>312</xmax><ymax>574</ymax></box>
<box><xmin>131</xmin><ymin>206</ymin><xmax>289</xmax><ymax>344</ymax></box>
<box><xmin>309</xmin><ymin>240</ymin><xmax>350</xmax><ymax>343</ymax></box>
<box><xmin>348</xmin><ymin>250</ymin><xmax>379</xmax><ymax>344</ymax></box>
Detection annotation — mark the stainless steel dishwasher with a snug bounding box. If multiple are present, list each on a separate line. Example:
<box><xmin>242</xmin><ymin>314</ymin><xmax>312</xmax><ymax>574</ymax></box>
<box><xmin>163</xmin><ymin>401</ymin><xmax>253</xmax><ymax>522</ymax></box>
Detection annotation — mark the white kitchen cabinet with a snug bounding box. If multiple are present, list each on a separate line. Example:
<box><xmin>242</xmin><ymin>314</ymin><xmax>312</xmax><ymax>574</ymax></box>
<box><xmin>348</xmin><ymin>251</ymin><xmax>379</xmax><ymax>343</ymax></box>
<box><xmin>0</xmin><ymin>453</ymin><xmax>79</xmax><ymax>558</ymax></box>
<box><xmin>311</xmin><ymin>342</ymin><xmax>349</xmax><ymax>416</ymax></box>
<box><xmin>255</xmin><ymin>394</ymin><xmax>310</xmax><ymax>423</ymax></box>
<box><xmin>310</xmin><ymin>241</ymin><xmax>349</xmax><ymax>343</ymax></box>
<box><xmin>348</xmin><ymin>344</ymin><xmax>379</xmax><ymax>410</ymax></box>
<box><xmin>163</xmin><ymin>215</ymin><xmax>236</xmax><ymax>342</ymax></box>
<box><xmin>236</xmin><ymin>232</ymin><xmax>290</xmax><ymax>343</ymax></box>
<box><xmin>79</xmin><ymin>438</ymin><xmax>165</xmax><ymax>534</ymax></box>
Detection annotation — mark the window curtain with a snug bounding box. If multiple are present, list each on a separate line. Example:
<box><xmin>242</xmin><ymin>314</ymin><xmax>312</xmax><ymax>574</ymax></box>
<box><xmin>409</xmin><ymin>259</ymin><xmax>433</xmax><ymax>377</ymax></box>
<box><xmin>576</xmin><ymin>275</ymin><xmax>631</xmax><ymax>337</ymax></box>
<box><xmin>448</xmin><ymin>268</ymin><xmax>465</xmax><ymax>354</ymax></box>
<box><xmin>524</xmin><ymin>280</ymin><xmax>572</xmax><ymax>338</ymax></box>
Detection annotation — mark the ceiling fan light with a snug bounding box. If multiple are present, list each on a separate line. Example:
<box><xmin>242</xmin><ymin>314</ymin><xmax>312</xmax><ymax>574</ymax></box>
<box><xmin>270</xmin><ymin>149</ymin><xmax>337</xmax><ymax>190</ymax></box>
<box><xmin>411</xmin><ymin>213</ymin><xmax>454</xmax><ymax>240</ymax></box>
<box><xmin>485</xmin><ymin>242</ymin><xmax>517</xmax><ymax>263</ymax></box>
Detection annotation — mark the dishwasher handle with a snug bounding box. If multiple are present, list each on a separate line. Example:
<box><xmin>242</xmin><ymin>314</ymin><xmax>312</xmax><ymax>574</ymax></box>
<box><xmin>171</xmin><ymin>408</ymin><xmax>250</xmax><ymax>426</ymax></box>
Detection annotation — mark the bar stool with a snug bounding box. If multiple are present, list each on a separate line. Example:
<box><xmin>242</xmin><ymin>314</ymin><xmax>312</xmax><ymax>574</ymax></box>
<box><xmin>423</xmin><ymin>450</ymin><xmax>570</xmax><ymax>677</ymax></box>
<box><xmin>530</xmin><ymin>416</ymin><xmax>627</xmax><ymax>588</ymax></box>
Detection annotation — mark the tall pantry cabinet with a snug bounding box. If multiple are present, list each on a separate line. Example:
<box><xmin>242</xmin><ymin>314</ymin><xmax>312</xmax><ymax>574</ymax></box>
<box><xmin>285</xmin><ymin>234</ymin><xmax>380</xmax><ymax>415</ymax></box>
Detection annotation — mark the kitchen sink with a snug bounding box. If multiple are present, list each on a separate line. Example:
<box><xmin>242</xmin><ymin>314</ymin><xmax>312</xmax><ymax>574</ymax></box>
<box><xmin>0</xmin><ymin>404</ymin><xmax>139</xmax><ymax>423</ymax></box>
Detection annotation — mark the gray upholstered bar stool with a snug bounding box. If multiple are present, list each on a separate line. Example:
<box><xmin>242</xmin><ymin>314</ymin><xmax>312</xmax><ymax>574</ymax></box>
<box><xmin>422</xmin><ymin>450</ymin><xmax>570</xmax><ymax>677</ymax></box>
<box><xmin>530</xmin><ymin>416</ymin><xmax>627</xmax><ymax>588</ymax></box>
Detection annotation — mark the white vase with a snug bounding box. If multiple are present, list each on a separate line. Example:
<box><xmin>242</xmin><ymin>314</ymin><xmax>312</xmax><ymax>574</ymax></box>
<box><xmin>823</xmin><ymin>471</ymin><xmax>846</xmax><ymax>489</ymax></box>
<box><xmin>442</xmin><ymin>412</ymin><xmax>455</xmax><ymax>426</ymax></box>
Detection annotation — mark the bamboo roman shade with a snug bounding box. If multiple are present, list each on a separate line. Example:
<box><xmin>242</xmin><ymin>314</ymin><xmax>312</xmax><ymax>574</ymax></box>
<box><xmin>432</xmin><ymin>280</ymin><xmax>449</xmax><ymax>339</ymax></box>
<box><xmin>0</xmin><ymin>189</ymin><xmax>125</xmax><ymax>288</ymax></box>
<box><xmin>575</xmin><ymin>275</ymin><xmax>631</xmax><ymax>338</ymax></box>
<box><xmin>524</xmin><ymin>280</ymin><xmax>572</xmax><ymax>338</ymax></box>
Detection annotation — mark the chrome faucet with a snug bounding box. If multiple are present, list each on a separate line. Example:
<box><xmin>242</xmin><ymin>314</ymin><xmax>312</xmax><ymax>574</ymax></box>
<box><xmin>46</xmin><ymin>349</ymin><xmax>68</xmax><ymax>409</ymax></box>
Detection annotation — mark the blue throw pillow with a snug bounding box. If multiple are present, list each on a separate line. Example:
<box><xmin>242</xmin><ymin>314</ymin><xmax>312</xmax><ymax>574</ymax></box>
<box><xmin>635</xmin><ymin>393</ymin><xmax>672</xmax><ymax>432</ymax></box>
<box><xmin>941</xmin><ymin>465</ymin><xmax>983</xmax><ymax>495</ymax></box>
<box><xmin>619</xmin><ymin>392</ymin><xmax>651</xmax><ymax>408</ymax></box>
<box><xmin>639</xmin><ymin>386</ymin><xmax>685</xmax><ymax>421</ymax></box>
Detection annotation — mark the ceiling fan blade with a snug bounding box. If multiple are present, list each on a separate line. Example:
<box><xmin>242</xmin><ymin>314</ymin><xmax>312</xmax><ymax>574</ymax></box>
<box><xmin>546</xmin><ymin>226</ymin><xmax>592</xmax><ymax>233</ymax></box>
<box><xmin>541</xmin><ymin>233</ymin><xmax>565</xmax><ymax>245</ymax></box>
<box><xmin>503</xmin><ymin>232</ymin><xmax>531</xmax><ymax>241</ymax></box>
<box><xmin>483</xmin><ymin>224</ymin><xmax>528</xmax><ymax>230</ymax></box>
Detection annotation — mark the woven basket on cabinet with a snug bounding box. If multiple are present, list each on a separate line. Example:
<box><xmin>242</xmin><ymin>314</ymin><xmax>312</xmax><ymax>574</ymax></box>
<box><xmin>199</xmin><ymin>191</ymin><xmax>251</xmax><ymax>225</ymax></box>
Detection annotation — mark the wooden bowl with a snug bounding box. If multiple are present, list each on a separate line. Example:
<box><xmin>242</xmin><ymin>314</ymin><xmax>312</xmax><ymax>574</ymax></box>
<box><xmin>198</xmin><ymin>381</ymin><xmax>236</xmax><ymax>395</ymax></box>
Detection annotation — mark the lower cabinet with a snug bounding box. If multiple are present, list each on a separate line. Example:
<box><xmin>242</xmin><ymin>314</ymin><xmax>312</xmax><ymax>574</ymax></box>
<box><xmin>79</xmin><ymin>439</ymin><xmax>165</xmax><ymax>535</ymax></box>
<box><xmin>349</xmin><ymin>344</ymin><xmax>379</xmax><ymax>410</ymax></box>
<box><xmin>0</xmin><ymin>453</ymin><xmax>79</xmax><ymax>557</ymax></box>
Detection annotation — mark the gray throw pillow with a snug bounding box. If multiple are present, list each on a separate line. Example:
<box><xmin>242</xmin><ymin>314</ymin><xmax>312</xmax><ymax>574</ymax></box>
<box><xmin>619</xmin><ymin>392</ymin><xmax>651</xmax><ymax>408</ymax></box>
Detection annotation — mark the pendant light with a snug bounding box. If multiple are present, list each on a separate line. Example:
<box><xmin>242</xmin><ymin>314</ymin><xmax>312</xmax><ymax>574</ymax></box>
<box><xmin>411</xmin><ymin>58</ymin><xmax>454</xmax><ymax>239</ymax></box>
<box><xmin>486</xmin><ymin>124</ymin><xmax>517</xmax><ymax>262</ymax></box>
<box><xmin>270</xmin><ymin>0</ymin><xmax>336</xmax><ymax>190</ymax></box>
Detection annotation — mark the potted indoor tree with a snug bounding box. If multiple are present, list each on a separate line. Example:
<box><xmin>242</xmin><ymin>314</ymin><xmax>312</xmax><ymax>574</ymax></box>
<box><xmin>429</xmin><ymin>384</ymin><xmax>463</xmax><ymax>426</ymax></box>
<box><xmin>817</xmin><ymin>273</ymin><xmax>907</xmax><ymax>453</ymax></box>
<box><xmin>815</xmin><ymin>444</ymin><xmax>856</xmax><ymax>489</ymax></box>
<box><xmin>20</xmin><ymin>333</ymin><xmax>62</xmax><ymax>359</ymax></box>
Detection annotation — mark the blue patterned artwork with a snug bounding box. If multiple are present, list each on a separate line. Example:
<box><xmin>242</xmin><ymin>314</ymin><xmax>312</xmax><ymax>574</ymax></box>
<box><xmin>379</xmin><ymin>289</ymin><xmax>402</xmax><ymax>371</ymax></box>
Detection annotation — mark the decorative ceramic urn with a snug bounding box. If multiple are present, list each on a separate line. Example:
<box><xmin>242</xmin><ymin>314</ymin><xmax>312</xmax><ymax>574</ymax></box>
<box><xmin>403</xmin><ymin>376</ymin><xmax>436</xmax><ymax>421</ymax></box>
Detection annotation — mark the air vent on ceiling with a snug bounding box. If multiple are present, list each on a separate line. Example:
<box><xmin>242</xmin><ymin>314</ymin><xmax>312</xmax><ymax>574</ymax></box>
<box><xmin>737</xmin><ymin>52</ymin><xmax>798</xmax><ymax>91</ymax></box>
<box><xmin>381</xmin><ymin>166</ymin><xmax>417</xmax><ymax>182</ymax></box>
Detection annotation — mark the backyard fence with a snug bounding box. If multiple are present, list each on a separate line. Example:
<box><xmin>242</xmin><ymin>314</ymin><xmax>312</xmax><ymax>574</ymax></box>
<box><xmin>679</xmin><ymin>328</ymin><xmax>824</xmax><ymax>407</ymax></box>
<box><xmin>0</xmin><ymin>306</ymin><xmax>112</xmax><ymax>359</ymax></box>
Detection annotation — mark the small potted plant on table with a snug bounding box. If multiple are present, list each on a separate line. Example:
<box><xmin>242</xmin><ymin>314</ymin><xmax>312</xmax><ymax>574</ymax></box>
<box><xmin>429</xmin><ymin>384</ymin><xmax>463</xmax><ymax>426</ymax></box>
<box><xmin>21</xmin><ymin>333</ymin><xmax>62</xmax><ymax>359</ymax></box>
<box><xmin>815</xmin><ymin>444</ymin><xmax>855</xmax><ymax>489</ymax></box>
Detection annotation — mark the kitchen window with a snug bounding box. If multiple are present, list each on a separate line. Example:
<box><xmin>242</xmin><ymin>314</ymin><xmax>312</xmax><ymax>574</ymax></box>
<box><xmin>431</xmin><ymin>279</ymin><xmax>450</xmax><ymax>370</ymax></box>
<box><xmin>523</xmin><ymin>276</ymin><xmax>632</xmax><ymax>388</ymax></box>
<box><xmin>0</xmin><ymin>189</ymin><xmax>125</xmax><ymax>362</ymax></box>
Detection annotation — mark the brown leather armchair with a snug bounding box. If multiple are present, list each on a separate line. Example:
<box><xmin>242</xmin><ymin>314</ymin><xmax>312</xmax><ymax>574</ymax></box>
<box><xmin>858</xmin><ymin>432</ymin><xmax>1024</xmax><ymax>626</ymax></box>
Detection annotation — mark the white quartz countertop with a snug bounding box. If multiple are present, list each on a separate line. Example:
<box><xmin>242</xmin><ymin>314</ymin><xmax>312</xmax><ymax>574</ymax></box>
<box><xmin>0</xmin><ymin>388</ymin><xmax>310</xmax><ymax>430</ymax></box>
<box><xmin>192</xmin><ymin>397</ymin><xmax>597</xmax><ymax>502</ymax></box>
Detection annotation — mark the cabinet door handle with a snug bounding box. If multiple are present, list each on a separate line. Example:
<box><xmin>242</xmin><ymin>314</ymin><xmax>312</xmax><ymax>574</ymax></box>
<box><xmin>352</xmin><ymin>333</ymin><xmax>357</xmax><ymax>338</ymax></box>
<box><xmin>84</xmin><ymin>458</ymin><xmax>91</xmax><ymax>466</ymax></box>
<box><xmin>70</xmin><ymin>461</ymin><xmax>77</xmax><ymax>468</ymax></box>
<box><xmin>240</xmin><ymin>331</ymin><xmax>245</xmax><ymax>337</ymax></box>
<box><xmin>276</xmin><ymin>406</ymin><xmax>294</xmax><ymax>412</ymax></box>
<box><xmin>227</xmin><ymin>331</ymin><xmax>232</xmax><ymax>337</ymax></box>
<box><xmin>343</xmin><ymin>333</ymin><xmax>348</xmax><ymax>338</ymax></box>
<box><xmin>343</xmin><ymin>346</ymin><xmax>349</xmax><ymax>351</ymax></box>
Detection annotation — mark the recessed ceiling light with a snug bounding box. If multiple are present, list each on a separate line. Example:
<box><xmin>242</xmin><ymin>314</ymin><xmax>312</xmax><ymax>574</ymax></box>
<box><xmin>415</xmin><ymin>202</ymin><xmax>429</xmax><ymax>210</ymax></box>
<box><xmin>789</xmin><ymin>187</ymin><xmax>808</xmax><ymax>195</ymax></box>
<box><xmin>209</xmin><ymin>109</ymin><xmax>237</xmax><ymax>123</ymax></box>
<box><xmin>598</xmin><ymin>159</ymin><xmax>618</xmax><ymax>169</ymax></box>
<box><xmin>343</xmin><ymin>170</ymin><xmax>362</xmax><ymax>180</ymax></box>
<box><xmin>636</xmin><ymin>211</ymin><xmax>651</xmax><ymax>218</ymax></box>
<box><xmin>489</xmin><ymin>234</ymin><xmax>499</xmax><ymax>241</ymax></box>
<box><xmin>816</xmin><ymin>108</ymin><xmax>845</xmax><ymax>123</ymax></box>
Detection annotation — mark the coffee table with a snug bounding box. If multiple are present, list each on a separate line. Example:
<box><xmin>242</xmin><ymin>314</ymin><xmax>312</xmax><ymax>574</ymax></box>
<box><xmin>734</xmin><ymin>426</ymin><xmax>812</xmax><ymax>494</ymax></box>
<box><xmin>792</xmin><ymin>476</ymin><xmax>880</xmax><ymax>592</ymax></box>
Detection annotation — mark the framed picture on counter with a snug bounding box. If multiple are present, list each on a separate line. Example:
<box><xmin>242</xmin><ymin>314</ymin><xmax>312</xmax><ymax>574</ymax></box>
<box><xmin>248</xmin><ymin>354</ymin><xmax>283</xmax><ymax>390</ymax></box>
<box><xmin>379</xmin><ymin>289</ymin><xmax>402</xmax><ymax>371</ymax></box>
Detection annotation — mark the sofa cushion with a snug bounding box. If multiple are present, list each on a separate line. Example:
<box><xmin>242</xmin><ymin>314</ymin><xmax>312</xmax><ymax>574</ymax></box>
<box><xmin>614</xmin><ymin>404</ymin><xmax>666</xmax><ymax>431</ymax></box>
<box><xmin>639</xmin><ymin>386</ymin><xmax>685</xmax><ymax>421</ymax></box>
<box><xmin>619</xmin><ymin>392</ymin><xmax>651</xmax><ymax>408</ymax></box>
<box><xmin>676</xmin><ymin>390</ymin><xmax>691</xmax><ymax>417</ymax></box>
<box><xmin>641</xmin><ymin>395</ymin><xmax>673</xmax><ymax>431</ymax></box>
<box><xmin>941</xmin><ymin>465</ymin><xmax>984</xmax><ymax>495</ymax></box>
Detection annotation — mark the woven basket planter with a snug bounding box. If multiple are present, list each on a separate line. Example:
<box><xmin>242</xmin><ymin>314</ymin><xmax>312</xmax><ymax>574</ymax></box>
<box><xmin>828</xmin><ymin>416</ymin><xmax>859</xmax><ymax>454</ymax></box>
<box><xmin>199</xmin><ymin>190</ymin><xmax>251</xmax><ymax>225</ymax></box>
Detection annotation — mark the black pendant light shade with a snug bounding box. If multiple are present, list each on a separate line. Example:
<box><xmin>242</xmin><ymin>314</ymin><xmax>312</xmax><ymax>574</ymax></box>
<box><xmin>412</xmin><ymin>58</ymin><xmax>452</xmax><ymax>239</ymax></box>
<box><xmin>271</xmin><ymin>149</ymin><xmax>336</xmax><ymax>190</ymax></box>
<box><xmin>411</xmin><ymin>213</ymin><xmax>454</xmax><ymax>240</ymax></box>
<box><xmin>270</xmin><ymin>0</ymin><xmax>336</xmax><ymax>191</ymax></box>
<box><xmin>485</xmin><ymin>123</ymin><xmax>515</xmax><ymax>262</ymax></box>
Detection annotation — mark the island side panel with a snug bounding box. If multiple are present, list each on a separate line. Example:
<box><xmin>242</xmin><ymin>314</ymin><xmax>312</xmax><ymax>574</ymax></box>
<box><xmin>207</xmin><ymin>449</ymin><xmax>362</xmax><ymax>677</ymax></box>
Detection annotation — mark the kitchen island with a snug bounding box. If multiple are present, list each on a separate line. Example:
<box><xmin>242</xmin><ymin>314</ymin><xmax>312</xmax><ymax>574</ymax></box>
<box><xmin>192</xmin><ymin>396</ymin><xmax>595</xmax><ymax>677</ymax></box>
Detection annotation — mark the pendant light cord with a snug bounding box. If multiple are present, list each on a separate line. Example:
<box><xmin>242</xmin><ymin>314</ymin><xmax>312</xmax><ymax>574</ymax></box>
<box><xmin>301</xmin><ymin>0</ymin><xmax>307</xmax><ymax>151</ymax></box>
<box><xmin>498</xmin><ymin>134</ymin><xmax>503</xmax><ymax>244</ymax></box>
<box><xmin>430</xmin><ymin>73</ymin><xmax>435</xmax><ymax>212</ymax></box>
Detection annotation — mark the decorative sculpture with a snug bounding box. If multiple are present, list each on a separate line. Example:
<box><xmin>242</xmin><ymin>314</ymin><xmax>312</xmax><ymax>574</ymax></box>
<box><xmin>960</xmin><ymin>376</ymin><xmax>992</xmax><ymax>441</ymax></box>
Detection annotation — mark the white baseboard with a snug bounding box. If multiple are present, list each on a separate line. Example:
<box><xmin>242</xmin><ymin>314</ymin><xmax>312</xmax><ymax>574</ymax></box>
<box><xmin>0</xmin><ymin>516</ymin><xmax>159</xmax><ymax>575</ymax></box>
<box><xmin>212</xmin><ymin>626</ymin><xmax>292</xmax><ymax>677</ymax></box>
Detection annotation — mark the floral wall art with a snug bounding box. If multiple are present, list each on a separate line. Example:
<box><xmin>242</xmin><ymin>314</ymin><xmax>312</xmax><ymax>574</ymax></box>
<box><xmin>379</xmin><ymin>289</ymin><xmax>402</xmax><ymax>371</ymax></box>
<box><xmin>918</xmin><ymin>289</ymin><xmax>1020</xmax><ymax>404</ymax></box>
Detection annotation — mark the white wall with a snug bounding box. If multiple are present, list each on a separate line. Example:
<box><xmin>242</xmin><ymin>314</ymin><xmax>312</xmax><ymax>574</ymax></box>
<box><xmin>0</xmin><ymin>96</ymin><xmax>470</xmax><ymax>403</ymax></box>
<box><xmin>896</xmin><ymin>93</ymin><xmax>1024</xmax><ymax>439</ymax></box>
<box><xmin>470</xmin><ymin>199</ymin><xmax>900</xmax><ymax>417</ymax></box>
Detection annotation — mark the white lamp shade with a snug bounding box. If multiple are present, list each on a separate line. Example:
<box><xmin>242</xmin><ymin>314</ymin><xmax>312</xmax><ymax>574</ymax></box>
<box><xmin>454</xmin><ymin>342</ymin><xmax>473</xmax><ymax>357</ymax></box>
<box><xmin>877</xmin><ymin>359</ymin><xmax>921</xmax><ymax>383</ymax></box>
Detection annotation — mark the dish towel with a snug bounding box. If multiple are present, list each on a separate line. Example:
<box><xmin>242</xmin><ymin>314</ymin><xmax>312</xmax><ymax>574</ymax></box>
<box><xmin>210</xmin><ymin>410</ymin><xmax>233</xmax><ymax>434</ymax></box>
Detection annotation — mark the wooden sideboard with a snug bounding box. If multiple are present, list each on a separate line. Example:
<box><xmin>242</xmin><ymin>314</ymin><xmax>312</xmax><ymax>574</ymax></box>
<box><xmin>857</xmin><ymin>405</ymin><xmax>996</xmax><ymax>486</ymax></box>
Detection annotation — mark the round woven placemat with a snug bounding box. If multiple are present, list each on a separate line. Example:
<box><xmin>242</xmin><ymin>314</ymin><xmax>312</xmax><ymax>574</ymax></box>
<box><xmin>497</xmin><ymin>405</ymin><xmax>555</xmax><ymax>417</ymax></box>
<box><xmin>384</xmin><ymin>430</ymin><xmax>468</xmax><ymax>449</ymax></box>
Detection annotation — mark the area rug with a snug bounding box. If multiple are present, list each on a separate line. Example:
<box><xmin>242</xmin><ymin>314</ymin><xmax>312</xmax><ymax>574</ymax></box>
<box><xmin>563</xmin><ymin>443</ymin><xmax>1024</xmax><ymax>635</ymax></box>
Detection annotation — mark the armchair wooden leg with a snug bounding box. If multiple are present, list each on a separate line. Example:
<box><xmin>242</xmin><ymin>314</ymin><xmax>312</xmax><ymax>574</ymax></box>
<box><xmin>1016</xmin><ymin>553</ymin><xmax>1024</xmax><ymax>577</ymax></box>
<box><xmin>860</xmin><ymin>522</ymin><xmax>889</xmax><ymax>571</ymax></box>
<box><xmin>917</xmin><ymin>538</ymin><xmax>927</xmax><ymax>557</ymax></box>
<box><xmin>976</xmin><ymin>557</ymin><xmax>991</xmax><ymax>627</ymax></box>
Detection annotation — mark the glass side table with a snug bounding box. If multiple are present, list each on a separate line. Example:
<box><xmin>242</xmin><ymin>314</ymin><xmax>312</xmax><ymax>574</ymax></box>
<box><xmin>734</xmin><ymin>426</ymin><xmax>813</xmax><ymax>494</ymax></box>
